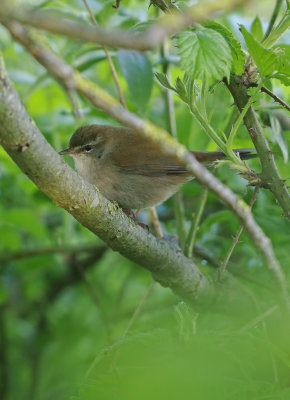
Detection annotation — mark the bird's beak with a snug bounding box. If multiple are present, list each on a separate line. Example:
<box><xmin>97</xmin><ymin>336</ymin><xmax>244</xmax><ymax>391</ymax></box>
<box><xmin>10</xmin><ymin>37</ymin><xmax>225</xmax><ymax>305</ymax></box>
<box><xmin>59</xmin><ymin>148</ymin><xmax>74</xmax><ymax>155</ymax></box>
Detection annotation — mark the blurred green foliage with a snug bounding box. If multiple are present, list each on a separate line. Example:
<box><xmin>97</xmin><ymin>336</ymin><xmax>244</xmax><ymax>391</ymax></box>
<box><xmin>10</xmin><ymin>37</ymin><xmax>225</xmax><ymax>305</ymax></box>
<box><xmin>0</xmin><ymin>1</ymin><xmax>290</xmax><ymax>400</ymax></box>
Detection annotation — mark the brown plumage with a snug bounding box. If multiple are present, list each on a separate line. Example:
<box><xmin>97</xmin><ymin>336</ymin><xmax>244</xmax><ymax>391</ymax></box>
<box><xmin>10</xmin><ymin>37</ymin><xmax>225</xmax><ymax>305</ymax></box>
<box><xmin>59</xmin><ymin>124</ymin><xmax>256</xmax><ymax>209</ymax></box>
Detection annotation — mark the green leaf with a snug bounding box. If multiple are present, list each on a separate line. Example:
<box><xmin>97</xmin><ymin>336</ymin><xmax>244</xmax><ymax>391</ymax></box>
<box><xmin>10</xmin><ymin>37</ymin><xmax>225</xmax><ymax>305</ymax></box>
<box><xmin>155</xmin><ymin>72</ymin><xmax>175</xmax><ymax>91</ymax></box>
<box><xmin>250</xmin><ymin>16</ymin><xmax>264</xmax><ymax>42</ymax></box>
<box><xmin>240</xmin><ymin>25</ymin><xmax>278</xmax><ymax>76</ymax></box>
<box><xmin>177</xmin><ymin>26</ymin><xmax>232</xmax><ymax>83</ymax></box>
<box><xmin>203</xmin><ymin>21</ymin><xmax>244</xmax><ymax>74</ymax></box>
<box><xmin>117</xmin><ymin>50</ymin><xmax>153</xmax><ymax>111</ymax></box>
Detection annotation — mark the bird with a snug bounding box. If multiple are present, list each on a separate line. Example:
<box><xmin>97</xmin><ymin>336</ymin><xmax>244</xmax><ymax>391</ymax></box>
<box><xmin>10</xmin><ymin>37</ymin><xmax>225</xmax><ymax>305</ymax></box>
<box><xmin>59</xmin><ymin>124</ymin><xmax>255</xmax><ymax>210</ymax></box>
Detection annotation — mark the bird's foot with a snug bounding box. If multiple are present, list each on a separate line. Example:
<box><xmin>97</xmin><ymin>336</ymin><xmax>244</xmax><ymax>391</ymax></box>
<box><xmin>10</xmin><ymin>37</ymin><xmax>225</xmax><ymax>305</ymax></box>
<box><xmin>122</xmin><ymin>208</ymin><xmax>149</xmax><ymax>231</ymax></box>
<box><xmin>137</xmin><ymin>221</ymin><xmax>149</xmax><ymax>231</ymax></box>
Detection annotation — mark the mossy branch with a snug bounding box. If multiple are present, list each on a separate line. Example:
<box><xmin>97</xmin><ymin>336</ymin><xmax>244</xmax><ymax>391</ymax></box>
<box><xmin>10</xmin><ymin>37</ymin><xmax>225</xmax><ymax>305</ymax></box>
<box><xmin>0</xmin><ymin>54</ymin><xmax>212</xmax><ymax>306</ymax></box>
<box><xmin>0</xmin><ymin>23</ymin><xmax>288</xmax><ymax>306</ymax></box>
<box><xmin>0</xmin><ymin>0</ymin><xmax>249</xmax><ymax>51</ymax></box>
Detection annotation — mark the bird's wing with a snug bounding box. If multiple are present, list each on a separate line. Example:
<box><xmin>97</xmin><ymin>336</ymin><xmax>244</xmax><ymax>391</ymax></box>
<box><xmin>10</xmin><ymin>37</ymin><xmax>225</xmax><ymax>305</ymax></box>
<box><xmin>111</xmin><ymin>140</ymin><xmax>187</xmax><ymax>177</ymax></box>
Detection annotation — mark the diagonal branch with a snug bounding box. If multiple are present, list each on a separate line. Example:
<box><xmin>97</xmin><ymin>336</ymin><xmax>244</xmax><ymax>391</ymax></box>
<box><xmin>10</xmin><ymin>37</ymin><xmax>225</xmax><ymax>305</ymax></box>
<box><xmin>0</xmin><ymin>25</ymin><xmax>288</xmax><ymax>306</ymax></box>
<box><xmin>0</xmin><ymin>0</ymin><xmax>248</xmax><ymax>51</ymax></box>
<box><xmin>0</xmin><ymin>55</ymin><xmax>212</xmax><ymax>306</ymax></box>
<box><xmin>261</xmin><ymin>85</ymin><xmax>290</xmax><ymax>112</ymax></box>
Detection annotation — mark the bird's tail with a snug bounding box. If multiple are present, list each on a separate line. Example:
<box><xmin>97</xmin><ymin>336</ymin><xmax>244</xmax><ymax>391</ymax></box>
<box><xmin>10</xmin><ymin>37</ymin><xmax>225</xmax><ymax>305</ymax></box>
<box><xmin>191</xmin><ymin>148</ymin><xmax>257</xmax><ymax>164</ymax></box>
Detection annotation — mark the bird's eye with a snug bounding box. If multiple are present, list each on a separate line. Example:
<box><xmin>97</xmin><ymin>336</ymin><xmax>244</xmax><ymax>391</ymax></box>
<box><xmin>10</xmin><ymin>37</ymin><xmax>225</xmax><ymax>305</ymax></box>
<box><xmin>84</xmin><ymin>145</ymin><xmax>93</xmax><ymax>152</ymax></box>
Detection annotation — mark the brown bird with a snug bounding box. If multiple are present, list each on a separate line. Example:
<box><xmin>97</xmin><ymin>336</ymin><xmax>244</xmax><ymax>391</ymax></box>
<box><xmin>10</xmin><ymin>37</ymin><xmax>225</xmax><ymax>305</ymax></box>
<box><xmin>59</xmin><ymin>124</ymin><xmax>255</xmax><ymax>209</ymax></box>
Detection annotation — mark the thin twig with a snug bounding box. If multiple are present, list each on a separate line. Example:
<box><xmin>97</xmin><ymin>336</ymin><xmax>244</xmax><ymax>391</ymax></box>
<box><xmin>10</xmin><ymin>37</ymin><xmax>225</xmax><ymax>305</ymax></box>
<box><xmin>219</xmin><ymin>187</ymin><xmax>259</xmax><ymax>279</ymax></box>
<box><xmin>238</xmin><ymin>304</ymin><xmax>279</xmax><ymax>333</ymax></box>
<box><xmin>184</xmin><ymin>187</ymin><xmax>208</xmax><ymax>258</ymax></box>
<box><xmin>261</xmin><ymin>86</ymin><xmax>290</xmax><ymax>112</ymax></box>
<box><xmin>122</xmin><ymin>280</ymin><xmax>155</xmax><ymax>337</ymax></box>
<box><xmin>82</xmin><ymin>0</ymin><xmax>127</xmax><ymax>109</ymax></box>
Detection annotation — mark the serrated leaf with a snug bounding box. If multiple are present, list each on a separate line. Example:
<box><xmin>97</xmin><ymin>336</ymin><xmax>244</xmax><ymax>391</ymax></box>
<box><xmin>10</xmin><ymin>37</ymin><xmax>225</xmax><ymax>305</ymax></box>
<box><xmin>240</xmin><ymin>25</ymin><xmax>278</xmax><ymax>76</ymax></box>
<box><xmin>203</xmin><ymin>21</ymin><xmax>244</xmax><ymax>74</ymax></box>
<box><xmin>117</xmin><ymin>50</ymin><xmax>153</xmax><ymax>111</ymax></box>
<box><xmin>155</xmin><ymin>72</ymin><xmax>175</xmax><ymax>91</ymax></box>
<box><xmin>250</xmin><ymin>16</ymin><xmax>263</xmax><ymax>42</ymax></box>
<box><xmin>177</xmin><ymin>26</ymin><xmax>232</xmax><ymax>83</ymax></box>
<box><xmin>269</xmin><ymin>114</ymin><xmax>288</xmax><ymax>163</ymax></box>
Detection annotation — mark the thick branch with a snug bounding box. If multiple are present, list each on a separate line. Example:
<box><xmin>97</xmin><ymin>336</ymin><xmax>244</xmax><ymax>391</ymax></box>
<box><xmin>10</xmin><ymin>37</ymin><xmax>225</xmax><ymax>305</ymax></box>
<box><xmin>0</xmin><ymin>0</ymin><xmax>247</xmax><ymax>51</ymax></box>
<box><xmin>0</xmin><ymin>56</ymin><xmax>212</xmax><ymax>306</ymax></box>
<box><xmin>0</xmin><ymin>24</ymin><xmax>288</xmax><ymax>304</ymax></box>
<box><xmin>227</xmin><ymin>75</ymin><xmax>290</xmax><ymax>219</ymax></box>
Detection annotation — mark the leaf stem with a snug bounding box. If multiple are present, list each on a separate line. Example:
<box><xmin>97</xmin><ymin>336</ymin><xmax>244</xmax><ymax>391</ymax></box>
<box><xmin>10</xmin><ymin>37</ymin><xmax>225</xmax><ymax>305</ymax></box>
<box><xmin>264</xmin><ymin>0</ymin><xmax>283</xmax><ymax>40</ymax></box>
<box><xmin>263</xmin><ymin>5</ymin><xmax>290</xmax><ymax>48</ymax></box>
<box><xmin>189</xmin><ymin>101</ymin><xmax>244</xmax><ymax>167</ymax></box>
<box><xmin>227</xmin><ymin>80</ymin><xmax>264</xmax><ymax>149</ymax></box>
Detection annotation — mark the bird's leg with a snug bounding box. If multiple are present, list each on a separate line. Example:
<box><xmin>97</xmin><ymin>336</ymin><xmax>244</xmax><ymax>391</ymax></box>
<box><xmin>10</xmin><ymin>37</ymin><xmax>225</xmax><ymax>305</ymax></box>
<box><xmin>122</xmin><ymin>208</ymin><xmax>135</xmax><ymax>219</ymax></box>
<box><xmin>121</xmin><ymin>208</ymin><xmax>149</xmax><ymax>231</ymax></box>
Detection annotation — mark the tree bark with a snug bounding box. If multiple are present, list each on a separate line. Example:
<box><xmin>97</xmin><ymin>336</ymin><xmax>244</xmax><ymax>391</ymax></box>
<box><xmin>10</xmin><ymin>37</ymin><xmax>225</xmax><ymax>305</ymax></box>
<box><xmin>0</xmin><ymin>55</ymin><xmax>213</xmax><ymax>305</ymax></box>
